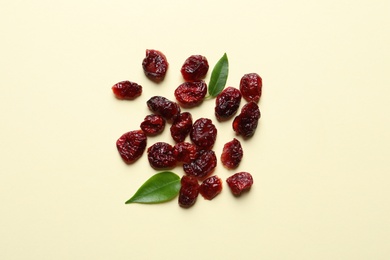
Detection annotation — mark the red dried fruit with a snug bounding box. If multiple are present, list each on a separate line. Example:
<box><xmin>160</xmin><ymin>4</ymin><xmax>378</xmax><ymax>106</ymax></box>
<box><xmin>215</xmin><ymin>86</ymin><xmax>242</xmax><ymax>121</ymax></box>
<box><xmin>232</xmin><ymin>102</ymin><xmax>260</xmax><ymax>138</ymax></box>
<box><xmin>116</xmin><ymin>130</ymin><xmax>147</xmax><ymax>164</ymax></box>
<box><xmin>170</xmin><ymin>112</ymin><xmax>193</xmax><ymax>143</ymax></box>
<box><xmin>140</xmin><ymin>114</ymin><xmax>165</xmax><ymax>136</ymax></box>
<box><xmin>221</xmin><ymin>138</ymin><xmax>243</xmax><ymax>169</ymax></box>
<box><xmin>226</xmin><ymin>172</ymin><xmax>253</xmax><ymax>196</ymax></box>
<box><xmin>174</xmin><ymin>81</ymin><xmax>207</xmax><ymax>108</ymax></box>
<box><xmin>183</xmin><ymin>150</ymin><xmax>217</xmax><ymax>179</ymax></box>
<box><xmin>178</xmin><ymin>175</ymin><xmax>200</xmax><ymax>208</ymax></box>
<box><xmin>199</xmin><ymin>175</ymin><xmax>222</xmax><ymax>200</ymax></box>
<box><xmin>147</xmin><ymin>142</ymin><xmax>177</xmax><ymax>169</ymax></box>
<box><xmin>147</xmin><ymin>96</ymin><xmax>181</xmax><ymax>121</ymax></box>
<box><xmin>180</xmin><ymin>55</ymin><xmax>209</xmax><ymax>82</ymax></box>
<box><xmin>142</xmin><ymin>49</ymin><xmax>168</xmax><ymax>82</ymax></box>
<box><xmin>111</xmin><ymin>80</ymin><xmax>142</xmax><ymax>100</ymax></box>
<box><xmin>240</xmin><ymin>73</ymin><xmax>262</xmax><ymax>103</ymax></box>
<box><xmin>173</xmin><ymin>142</ymin><xmax>199</xmax><ymax>164</ymax></box>
<box><xmin>190</xmin><ymin>118</ymin><xmax>217</xmax><ymax>150</ymax></box>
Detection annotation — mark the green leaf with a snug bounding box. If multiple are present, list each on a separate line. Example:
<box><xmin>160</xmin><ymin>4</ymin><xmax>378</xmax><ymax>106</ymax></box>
<box><xmin>208</xmin><ymin>53</ymin><xmax>229</xmax><ymax>97</ymax></box>
<box><xmin>125</xmin><ymin>171</ymin><xmax>181</xmax><ymax>204</ymax></box>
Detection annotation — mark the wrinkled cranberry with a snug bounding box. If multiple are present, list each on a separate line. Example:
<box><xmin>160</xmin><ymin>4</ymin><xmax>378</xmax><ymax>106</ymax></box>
<box><xmin>140</xmin><ymin>114</ymin><xmax>165</xmax><ymax>136</ymax></box>
<box><xmin>180</xmin><ymin>55</ymin><xmax>209</xmax><ymax>82</ymax></box>
<box><xmin>226</xmin><ymin>172</ymin><xmax>253</xmax><ymax>196</ymax></box>
<box><xmin>190</xmin><ymin>118</ymin><xmax>217</xmax><ymax>150</ymax></box>
<box><xmin>199</xmin><ymin>176</ymin><xmax>222</xmax><ymax>200</ymax></box>
<box><xmin>232</xmin><ymin>102</ymin><xmax>260</xmax><ymax>138</ymax></box>
<box><xmin>142</xmin><ymin>49</ymin><xmax>168</xmax><ymax>82</ymax></box>
<box><xmin>240</xmin><ymin>73</ymin><xmax>262</xmax><ymax>103</ymax></box>
<box><xmin>221</xmin><ymin>138</ymin><xmax>243</xmax><ymax>169</ymax></box>
<box><xmin>215</xmin><ymin>87</ymin><xmax>242</xmax><ymax>121</ymax></box>
<box><xmin>183</xmin><ymin>150</ymin><xmax>217</xmax><ymax>179</ymax></box>
<box><xmin>147</xmin><ymin>142</ymin><xmax>177</xmax><ymax>169</ymax></box>
<box><xmin>146</xmin><ymin>96</ymin><xmax>180</xmax><ymax>121</ymax></box>
<box><xmin>112</xmin><ymin>80</ymin><xmax>142</xmax><ymax>100</ymax></box>
<box><xmin>178</xmin><ymin>175</ymin><xmax>200</xmax><ymax>208</ymax></box>
<box><xmin>174</xmin><ymin>81</ymin><xmax>207</xmax><ymax>108</ymax></box>
<box><xmin>116</xmin><ymin>130</ymin><xmax>147</xmax><ymax>164</ymax></box>
<box><xmin>173</xmin><ymin>142</ymin><xmax>199</xmax><ymax>164</ymax></box>
<box><xmin>170</xmin><ymin>112</ymin><xmax>193</xmax><ymax>143</ymax></box>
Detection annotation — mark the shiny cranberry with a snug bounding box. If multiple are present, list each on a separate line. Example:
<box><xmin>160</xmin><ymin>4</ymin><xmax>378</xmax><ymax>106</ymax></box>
<box><xmin>146</xmin><ymin>96</ymin><xmax>180</xmax><ymax>121</ymax></box>
<box><xmin>221</xmin><ymin>138</ymin><xmax>243</xmax><ymax>169</ymax></box>
<box><xmin>240</xmin><ymin>73</ymin><xmax>262</xmax><ymax>103</ymax></box>
<box><xmin>170</xmin><ymin>112</ymin><xmax>193</xmax><ymax>143</ymax></box>
<box><xmin>112</xmin><ymin>80</ymin><xmax>142</xmax><ymax>100</ymax></box>
<box><xmin>116</xmin><ymin>130</ymin><xmax>147</xmax><ymax>164</ymax></box>
<box><xmin>174</xmin><ymin>81</ymin><xmax>207</xmax><ymax>108</ymax></box>
<box><xmin>180</xmin><ymin>55</ymin><xmax>209</xmax><ymax>81</ymax></box>
<box><xmin>226</xmin><ymin>172</ymin><xmax>253</xmax><ymax>196</ymax></box>
<box><xmin>147</xmin><ymin>142</ymin><xmax>177</xmax><ymax>169</ymax></box>
<box><xmin>190</xmin><ymin>118</ymin><xmax>217</xmax><ymax>150</ymax></box>
<box><xmin>178</xmin><ymin>175</ymin><xmax>200</xmax><ymax>208</ymax></box>
<box><xmin>215</xmin><ymin>87</ymin><xmax>242</xmax><ymax>121</ymax></box>
<box><xmin>183</xmin><ymin>150</ymin><xmax>217</xmax><ymax>179</ymax></box>
<box><xmin>140</xmin><ymin>114</ymin><xmax>165</xmax><ymax>136</ymax></box>
<box><xmin>173</xmin><ymin>142</ymin><xmax>199</xmax><ymax>164</ymax></box>
<box><xmin>199</xmin><ymin>176</ymin><xmax>222</xmax><ymax>200</ymax></box>
<box><xmin>232</xmin><ymin>102</ymin><xmax>260</xmax><ymax>138</ymax></box>
<box><xmin>142</xmin><ymin>49</ymin><xmax>168</xmax><ymax>82</ymax></box>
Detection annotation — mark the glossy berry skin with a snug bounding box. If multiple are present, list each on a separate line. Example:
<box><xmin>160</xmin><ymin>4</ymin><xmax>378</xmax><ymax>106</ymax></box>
<box><xmin>199</xmin><ymin>176</ymin><xmax>222</xmax><ymax>200</ymax></box>
<box><xmin>180</xmin><ymin>55</ymin><xmax>209</xmax><ymax>82</ymax></box>
<box><xmin>140</xmin><ymin>114</ymin><xmax>165</xmax><ymax>136</ymax></box>
<box><xmin>142</xmin><ymin>49</ymin><xmax>168</xmax><ymax>82</ymax></box>
<box><xmin>146</xmin><ymin>96</ymin><xmax>181</xmax><ymax>121</ymax></box>
<box><xmin>178</xmin><ymin>175</ymin><xmax>200</xmax><ymax>208</ymax></box>
<box><xmin>116</xmin><ymin>130</ymin><xmax>147</xmax><ymax>164</ymax></box>
<box><xmin>170</xmin><ymin>112</ymin><xmax>193</xmax><ymax>143</ymax></box>
<box><xmin>240</xmin><ymin>73</ymin><xmax>262</xmax><ymax>103</ymax></box>
<box><xmin>112</xmin><ymin>80</ymin><xmax>142</xmax><ymax>100</ymax></box>
<box><xmin>221</xmin><ymin>138</ymin><xmax>243</xmax><ymax>169</ymax></box>
<box><xmin>174</xmin><ymin>81</ymin><xmax>207</xmax><ymax>108</ymax></box>
<box><xmin>226</xmin><ymin>172</ymin><xmax>253</xmax><ymax>196</ymax></box>
<box><xmin>183</xmin><ymin>150</ymin><xmax>217</xmax><ymax>179</ymax></box>
<box><xmin>173</xmin><ymin>142</ymin><xmax>199</xmax><ymax>164</ymax></box>
<box><xmin>147</xmin><ymin>142</ymin><xmax>177</xmax><ymax>169</ymax></box>
<box><xmin>190</xmin><ymin>118</ymin><xmax>217</xmax><ymax>150</ymax></box>
<box><xmin>232</xmin><ymin>102</ymin><xmax>260</xmax><ymax>138</ymax></box>
<box><xmin>215</xmin><ymin>87</ymin><xmax>242</xmax><ymax>121</ymax></box>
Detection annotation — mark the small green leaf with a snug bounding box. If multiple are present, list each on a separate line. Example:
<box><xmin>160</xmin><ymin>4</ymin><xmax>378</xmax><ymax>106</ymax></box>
<box><xmin>125</xmin><ymin>171</ymin><xmax>181</xmax><ymax>204</ymax></box>
<box><xmin>208</xmin><ymin>53</ymin><xmax>229</xmax><ymax>97</ymax></box>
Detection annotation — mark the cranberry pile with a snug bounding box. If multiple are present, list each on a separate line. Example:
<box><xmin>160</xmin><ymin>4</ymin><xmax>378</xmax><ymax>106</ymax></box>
<box><xmin>113</xmin><ymin>49</ymin><xmax>263</xmax><ymax>208</ymax></box>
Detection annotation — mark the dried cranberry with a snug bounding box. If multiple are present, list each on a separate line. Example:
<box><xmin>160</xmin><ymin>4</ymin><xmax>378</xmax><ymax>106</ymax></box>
<box><xmin>170</xmin><ymin>112</ymin><xmax>193</xmax><ymax>143</ymax></box>
<box><xmin>173</xmin><ymin>142</ymin><xmax>199</xmax><ymax>164</ymax></box>
<box><xmin>199</xmin><ymin>176</ymin><xmax>222</xmax><ymax>200</ymax></box>
<box><xmin>232</xmin><ymin>102</ymin><xmax>260</xmax><ymax>138</ymax></box>
<box><xmin>111</xmin><ymin>80</ymin><xmax>142</xmax><ymax>100</ymax></box>
<box><xmin>226</xmin><ymin>172</ymin><xmax>253</xmax><ymax>196</ymax></box>
<box><xmin>146</xmin><ymin>96</ymin><xmax>180</xmax><ymax>121</ymax></box>
<box><xmin>240</xmin><ymin>73</ymin><xmax>262</xmax><ymax>103</ymax></box>
<box><xmin>180</xmin><ymin>55</ymin><xmax>209</xmax><ymax>82</ymax></box>
<box><xmin>147</xmin><ymin>142</ymin><xmax>177</xmax><ymax>169</ymax></box>
<box><xmin>190</xmin><ymin>118</ymin><xmax>217</xmax><ymax>150</ymax></box>
<box><xmin>174</xmin><ymin>81</ymin><xmax>207</xmax><ymax>108</ymax></box>
<box><xmin>140</xmin><ymin>114</ymin><xmax>165</xmax><ymax>136</ymax></box>
<box><xmin>183</xmin><ymin>150</ymin><xmax>217</xmax><ymax>179</ymax></box>
<box><xmin>221</xmin><ymin>138</ymin><xmax>243</xmax><ymax>169</ymax></box>
<box><xmin>116</xmin><ymin>130</ymin><xmax>147</xmax><ymax>164</ymax></box>
<box><xmin>178</xmin><ymin>175</ymin><xmax>200</xmax><ymax>208</ymax></box>
<box><xmin>215</xmin><ymin>87</ymin><xmax>242</xmax><ymax>121</ymax></box>
<box><xmin>142</xmin><ymin>49</ymin><xmax>168</xmax><ymax>82</ymax></box>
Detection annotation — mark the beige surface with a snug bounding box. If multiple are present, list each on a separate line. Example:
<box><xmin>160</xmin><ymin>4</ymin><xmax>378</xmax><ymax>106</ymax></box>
<box><xmin>1</xmin><ymin>0</ymin><xmax>389</xmax><ymax>259</ymax></box>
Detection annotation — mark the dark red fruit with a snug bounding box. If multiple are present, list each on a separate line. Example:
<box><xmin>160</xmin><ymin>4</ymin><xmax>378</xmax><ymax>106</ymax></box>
<box><xmin>146</xmin><ymin>96</ymin><xmax>180</xmax><ymax>121</ymax></box>
<box><xmin>240</xmin><ymin>73</ymin><xmax>262</xmax><ymax>103</ymax></box>
<box><xmin>140</xmin><ymin>114</ymin><xmax>165</xmax><ymax>136</ymax></box>
<box><xmin>226</xmin><ymin>172</ymin><xmax>253</xmax><ymax>196</ymax></box>
<box><xmin>215</xmin><ymin>87</ymin><xmax>242</xmax><ymax>121</ymax></box>
<box><xmin>147</xmin><ymin>142</ymin><xmax>177</xmax><ymax>169</ymax></box>
<box><xmin>183</xmin><ymin>150</ymin><xmax>217</xmax><ymax>179</ymax></box>
<box><xmin>116</xmin><ymin>130</ymin><xmax>147</xmax><ymax>164</ymax></box>
<box><xmin>112</xmin><ymin>80</ymin><xmax>142</xmax><ymax>100</ymax></box>
<box><xmin>170</xmin><ymin>112</ymin><xmax>193</xmax><ymax>143</ymax></box>
<box><xmin>178</xmin><ymin>175</ymin><xmax>200</xmax><ymax>208</ymax></box>
<box><xmin>221</xmin><ymin>138</ymin><xmax>243</xmax><ymax>169</ymax></box>
<box><xmin>174</xmin><ymin>81</ymin><xmax>207</xmax><ymax>108</ymax></box>
<box><xmin>180</xmin><ymin>55</ymin><xmax>209</xmax><ymax>82</ymax></box>
<box><xmin>232</xmin><ymin>102</ymin><xmax>260</xmax><ymax>138</ymax></box>
<box><xmin>173</xmin><ymin>142</ymin><xmax>199</xmax><ymax>164</ymax></box>
<box><xmin>190</xmin><ymin>118</ymin><xmax>217</xmax><ymax>150</ymax></box>
<box><xmin>199</xmin><ymin>176</ymin><xmax>222</xmax><ymax>200</ymax></box>
<box><xmin>142</xmin><ymin>49</ymin><xmax>168</xmax><ymax>82</ymax></box>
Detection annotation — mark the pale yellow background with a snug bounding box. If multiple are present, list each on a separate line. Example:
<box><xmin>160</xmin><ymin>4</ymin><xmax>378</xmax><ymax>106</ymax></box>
<box><xmin>1</xmin><ymin>0</ymin><xmax>389</xmax><ymax>259</ymax></box>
